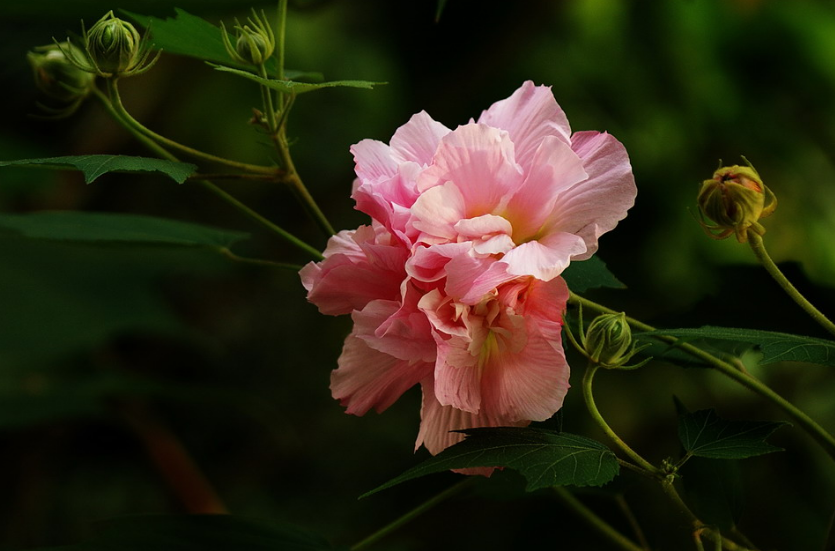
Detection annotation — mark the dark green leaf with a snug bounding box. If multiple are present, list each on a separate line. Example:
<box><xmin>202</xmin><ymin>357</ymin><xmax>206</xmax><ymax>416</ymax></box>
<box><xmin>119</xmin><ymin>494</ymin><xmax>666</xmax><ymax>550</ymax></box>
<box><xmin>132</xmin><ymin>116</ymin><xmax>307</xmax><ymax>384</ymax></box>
<box><xmin>124</xmin><ymin>8</ymin><xmax>321</xmax><ymax>80</ymax></box>
<box><xmin>678</xmin><ymin>409</ymin><xmax>788</xmax><ymax>459</ymax></box>
<box><xmin>563</xmin><ymin>256</ymin><xmax>625</xmax><ymax>293</ymax></box>
<box><xmin>0</xmin><ymin>235</ymin><xmax>232</xmax><ymax>368</ymax></box>
<box><xmin>642</xmin><ymin>326</ymin><xmax>835</xmax><ymax>367</ymax></box>
<box><xmin>680</xmin><ymin>457</ymin><xmax>744</xmax><ymax>531</ymax></box>
<box><xmin>0</xmin><ymin>155</ymin><xmax>197</xmax><ymax>184</ymax></box>
<box><xmin>210</xmin><ymin>64</ymin><xmax>383</xmax><ymax>95</ymax></box>
<box><xmin>362</xmin><ymin>427</ymin><xmax>619</xmax><ymax>497</ymax></box>
<box><xmin>29</xmin><ymin>514</ymin><xmax>346</xmax><ymax>551</ymax></box>
<box><xmin>0</xmin><ymin>211</ymin><xmax>247</xmax><ymax>249</ymax></box>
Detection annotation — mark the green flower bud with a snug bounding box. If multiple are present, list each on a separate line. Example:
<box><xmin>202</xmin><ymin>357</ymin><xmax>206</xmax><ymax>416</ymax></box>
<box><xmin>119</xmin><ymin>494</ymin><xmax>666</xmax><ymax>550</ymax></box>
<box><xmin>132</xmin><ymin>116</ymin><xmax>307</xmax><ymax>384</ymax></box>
<box><xmin>221</xmin><ymin>10</ymin><xmax>276</xmax><ymax>67</ymax></box>
<box><xmin>584</xmin><ymin>313</ymin><xmax>635</xmax><ymax>368</ymax></box>
<box><xmin>696</xmin><ymin>160</ymin><xmax>777</xmax><ymax>243</ymax></box>
<box><xmin>27</xmin><ymin>42</ymin><xmax>95</xmax><ymax>104</ymax></box>
<box><xmin>86</xmin><ymin>11</ymin><xmax>143</xmax><ymax>75</ymax></box>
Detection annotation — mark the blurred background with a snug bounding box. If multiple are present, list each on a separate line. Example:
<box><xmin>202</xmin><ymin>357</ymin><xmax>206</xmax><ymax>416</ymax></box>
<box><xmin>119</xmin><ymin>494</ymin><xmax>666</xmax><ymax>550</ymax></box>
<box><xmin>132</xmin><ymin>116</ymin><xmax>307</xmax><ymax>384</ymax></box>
<box><xmin>2</xmin><ymin>0</ymin><xmax>835</xmax><ymax>549</ymax></box>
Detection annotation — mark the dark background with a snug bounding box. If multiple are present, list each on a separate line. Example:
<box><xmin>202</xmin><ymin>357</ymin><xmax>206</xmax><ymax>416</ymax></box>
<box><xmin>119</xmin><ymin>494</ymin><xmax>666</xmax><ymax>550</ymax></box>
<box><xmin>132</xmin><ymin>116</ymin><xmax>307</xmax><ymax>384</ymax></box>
<box><xmin>2</xmin><ymin>1</ymin><xmax>835</xmax><ymax>549</ymax></box>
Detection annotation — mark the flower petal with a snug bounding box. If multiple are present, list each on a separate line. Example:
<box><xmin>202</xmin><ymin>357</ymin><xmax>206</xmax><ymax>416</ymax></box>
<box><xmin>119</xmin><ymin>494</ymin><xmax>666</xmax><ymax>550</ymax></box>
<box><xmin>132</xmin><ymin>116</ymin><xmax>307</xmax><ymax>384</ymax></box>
<box><xmin>416</xmin><ymin>379</ymin><xmax>529</xmax><ymax>460</ymax></box>
<box><xmin>547</xmin><ymin>131</ymin><xmax>636</xmax><ymax>260</ymax></box>
<box><xmin>331</xmin><ymin>300</ymin><xmax>433</xmax><ymax>415</ymax></box>
<box><xmin>501</xmin><ymin>232</ymin><xmax>587</xmax><ymax>281</ymax></box>
<box><xmin>503</xmin><ymin>136</ymin><xmax>588</xmax><ymax>240</ymax></box>
<box><xmin>390</xmin><ymin>111</ymin><xmax>451</xmax><ymax>166</ymax></box>
<box><xmin>415</xmin><ymin>124</ymin><xmax>523</xmax><ymax>215</ymax></box>
<box><xmin>477</xmin><ymin>81</ymin><xmax>571</xmax><ymax>169</ymax></box>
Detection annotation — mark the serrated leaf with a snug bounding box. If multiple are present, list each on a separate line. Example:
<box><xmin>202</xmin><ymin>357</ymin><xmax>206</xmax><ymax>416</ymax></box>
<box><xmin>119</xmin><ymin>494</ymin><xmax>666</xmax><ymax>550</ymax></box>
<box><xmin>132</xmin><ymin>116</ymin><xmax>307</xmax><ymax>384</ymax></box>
<box><xmin>28</xmin><ymin>514</ymin><xmax>346</xmax><ymax>551</ymax></box>
<box><xmin>362</xmin><ymin>427</ymin><xmax>619</xmax><ymax>497</ymax></box>
<box><xmin>124</xmin><ymin>8</ymin><xmax>321</xmax><ymax>81</ymax></box>
<box><xmin>678</xmin><ymin>409</ymin><xmax>788</xmax><ymax>459</ymax></box>
<box><xmin>0</xmin><ymin>211</ymin><xmax>247</xmax><ymax>249</ymax></box>
<box><xmin>210</xmin><ymin>64</ymin><xmax>383</xmax><ymax>95</ymax></box>
<box><xmin>562</xmin><ymin>256</ymin><xmax>625</xmax><ymax>293</ymax></box>
<box><xmin>642</xmin><ymin>326</ymin><xmax>835</xmax><ymax>367</ymax></box>
<box><xmin>0</xmin><ymin>155</ymin><xmax>197</xmax><ymax>184</ymax></box>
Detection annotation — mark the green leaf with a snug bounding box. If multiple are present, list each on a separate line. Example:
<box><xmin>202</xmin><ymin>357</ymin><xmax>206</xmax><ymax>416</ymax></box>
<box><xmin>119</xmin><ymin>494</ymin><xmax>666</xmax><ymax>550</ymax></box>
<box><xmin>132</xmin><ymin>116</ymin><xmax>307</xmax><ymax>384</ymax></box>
<box><xmin>0</xmin><ymin>155</ymin><xmax>197</xmax><ymax>184</ymax></box>
<box><xmin>124</xmin><ymin>8</ymin><xmax>321</xmax><ymax>81</ymax></box>
<box><xmin>362</xmin><ymin>427</ymin><xmax>619</xmax><ymax>497</ymax></box>
<box><xmin>210</xmin><ymin>64</ymin><xmax>383</xmax><ymax>95</ymax></box>
<box><xmin>678</xmin><ymin>408</ymin><xmax>788</xmax><ymax>459</ymax></box>
<box><xmin>29</xmin><ymin>514</ymin><xmax>346</xmax><ymax>551</ymax></box>
<box><xmin>642</xmin><ymin>326</ymin><xmax>835</xmax><ymax>367</ymax></box>
<box><xmin>680</xmin><ymin>457</ymin><xmax>744</xmax><ymax>531</ymax></box>
<box><xmin>0</xmin><ymin>211</ymin><xmax>247</xmax><ymax>249</ymax></box>
<box><xmin>562</xmin><ymin>256</ymin><xmax>625</xmax><ymax>293</ymax></box>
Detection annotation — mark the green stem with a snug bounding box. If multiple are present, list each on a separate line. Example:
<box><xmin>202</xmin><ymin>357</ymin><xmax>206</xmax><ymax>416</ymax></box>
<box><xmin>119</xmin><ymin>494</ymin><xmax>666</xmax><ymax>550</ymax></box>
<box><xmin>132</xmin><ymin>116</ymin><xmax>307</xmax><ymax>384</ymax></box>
<box><xmin>106</xmin><ymin>79</ymin><xmax>278</xmax><ymax>176</ymax></box>
<box><xmin>570</xmin><ymin>292</ymin><xmax>835</xmax><ymax>461</ymax></box>
<box><xmin>200</xmin><ymin>180</ymin><xmax>323</xmax><ymax>259</ymax></box>
<box><xmin>276</xmin><ymin>0</ymin><xmax>287</xmax><ymax>81</ymax></box>
<box><xmin>220</xmin><ymin>249</ymin><xmax>305</xmax><ymax>271</ymax></box>
<box><xmin>747</xmin><ymin>231</ymin><xmax>835</xmax><ymax>338</ymax></box>
<box><xmin>350</xmin><ymin>479</ymin><xmax>474</xmax><ymax>550</ymax></box>
<box><xmin>553</xmin><ymin>486</ymin><xmax>645</xmax><ymax>551</ymax></box>
<box><xmin>615</xmin><ymin>494</ymin><xmax>650</xmax><ymax>550</ymax></box>
<box><xmin>258</xmin><ymin>63</ymin><xmax>279</xmax><ymax>133</ymax></box>
<box><xmin>94</xmin><ymin>86</ymin><xmax>323</xmax><ymax>260</ymax></box>
<box><xmin>582</xmin><ymin>365</ymin><xmax>662</xmax><ymax>476</ymax></box>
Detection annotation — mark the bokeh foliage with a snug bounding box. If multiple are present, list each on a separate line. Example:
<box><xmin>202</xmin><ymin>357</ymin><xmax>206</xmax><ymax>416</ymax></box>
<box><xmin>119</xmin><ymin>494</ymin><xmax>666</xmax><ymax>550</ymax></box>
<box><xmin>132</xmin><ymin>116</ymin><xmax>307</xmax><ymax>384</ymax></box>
<box><xmin>2</xmin><ymin>0</ymin><xmax>835</xmax><ymax>550</ymax></box>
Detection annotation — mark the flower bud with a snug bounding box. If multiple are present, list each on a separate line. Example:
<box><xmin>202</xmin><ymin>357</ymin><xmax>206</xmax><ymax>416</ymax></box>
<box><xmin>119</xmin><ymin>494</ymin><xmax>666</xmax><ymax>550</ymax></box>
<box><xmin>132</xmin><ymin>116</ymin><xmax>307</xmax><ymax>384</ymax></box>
<box><xmin>27</xmin><ymin>43</ymin><xmax>95</xmax><ymax>104</ymax></box>
<box><xmin>86</xmin><ymin>11</ymin><xmax>143</xmax><ymax>75</ymax></box>
<box><xmin>584</xmin><ymin>313</ymin><xmax>634</xmax><ymax>368</ymax></box>
<box><xmin>696</xmin><ymin>160</ymin><xmax>777</xmax><ymax>243</ymax></box>
<box><xmin>221</xmin><ymin>10</ymin><xmax>275</xmax><ymax>67</ymax></box>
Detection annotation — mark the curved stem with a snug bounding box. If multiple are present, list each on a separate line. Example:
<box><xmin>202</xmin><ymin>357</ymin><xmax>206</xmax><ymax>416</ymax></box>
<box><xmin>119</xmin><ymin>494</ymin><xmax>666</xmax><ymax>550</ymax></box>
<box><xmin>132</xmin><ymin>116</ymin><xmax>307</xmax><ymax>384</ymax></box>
<box><xmin>583</xmin><ymin>365</ymin><xmax>662</xmax><ymax>476</ymax></box>
<box><xmin>552</xmin><ymin>486</ymin><xmax>645</xmax><ymax>551</ymax></box>
<box><xmin>94</xmin><ymin>86</ymin><xmax>323</xmax><ymax>260</ymax></box>
<box><xmin>106</xmin><ymin>79</ymin><xmax>278</xmax><ymax>176</ymax></box>
<box><xmin>350</xmin><ymin>478</ymin><xmax>474</xmax><ymax>550</ymax></box>
<box><xmin>570</xmin><ymin>292</ymin><xmax>835</xmax><ymax>461</ymax></box>
<box><xmin>258</xmin><ymin>63</ymin><xmax>279</xmax><ymax>133</ymax></box>
<box><xmin>747</xmin><ymin>231</ymin><xmax>835</xmax><ymax>338</ymax></box>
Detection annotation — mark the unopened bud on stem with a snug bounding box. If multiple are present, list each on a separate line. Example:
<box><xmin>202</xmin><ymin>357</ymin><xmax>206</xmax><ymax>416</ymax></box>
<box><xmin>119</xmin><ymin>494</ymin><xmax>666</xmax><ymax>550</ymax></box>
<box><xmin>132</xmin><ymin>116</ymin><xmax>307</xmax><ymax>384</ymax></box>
<box><xmin>221</xmin><ymin>9</ymin><xmax>276</xmax><ymax>67</ymax></box>
<box><xmin>27</xmin><ymin>42</ymin><xmax>96</xmax><ymax>118</ymax></box>
<box><xmin>696</xmin><ymin>159</ymin><xmax>777</xmax><ymax>243</ymax></box>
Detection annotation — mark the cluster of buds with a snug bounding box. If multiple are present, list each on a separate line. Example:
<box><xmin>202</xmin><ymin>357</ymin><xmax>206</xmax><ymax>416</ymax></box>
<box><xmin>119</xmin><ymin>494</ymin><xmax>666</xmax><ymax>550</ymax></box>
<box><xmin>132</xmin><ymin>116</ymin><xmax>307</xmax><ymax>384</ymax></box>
<box><xmin>696</xmin><ymin>159</ymin><xmax>777</xmax><ymax>243</ymax></box>
<box><xmin>565</xmin><ymin>311</ymin><xmax>650</xmax><ymax>370</ymax></box>
<box><xmin>221</xmin><ymin>9</ymin><xmax>276</xmax><ymax>67</ymax></box>
<box><xmin>27</xmin><ymin>42</ymin><xmax>96</xmax><ymax>117</ymax></box>
<box><xmin>57</xmin><ymin>11</ymin><xmax>159</xmax><ymax>78</ymax></box>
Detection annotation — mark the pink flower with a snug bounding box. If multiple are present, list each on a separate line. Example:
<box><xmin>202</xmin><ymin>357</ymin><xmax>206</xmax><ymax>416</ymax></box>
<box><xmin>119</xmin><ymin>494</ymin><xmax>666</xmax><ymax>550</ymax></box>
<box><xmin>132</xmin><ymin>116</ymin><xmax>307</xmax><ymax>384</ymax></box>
<box><xmin>301</xmin><ymin>81</ymin><xmax>636</xmax><ymax>462</ymax></box>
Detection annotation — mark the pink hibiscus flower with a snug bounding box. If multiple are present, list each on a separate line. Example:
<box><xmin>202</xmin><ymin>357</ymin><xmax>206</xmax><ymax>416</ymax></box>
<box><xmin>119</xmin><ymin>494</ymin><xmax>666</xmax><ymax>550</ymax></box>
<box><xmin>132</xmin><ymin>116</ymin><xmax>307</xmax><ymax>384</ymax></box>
<box><xmin>301</xmin><ymin>81</ymin><xmax>636</xmax><ymax>462</ymax></box>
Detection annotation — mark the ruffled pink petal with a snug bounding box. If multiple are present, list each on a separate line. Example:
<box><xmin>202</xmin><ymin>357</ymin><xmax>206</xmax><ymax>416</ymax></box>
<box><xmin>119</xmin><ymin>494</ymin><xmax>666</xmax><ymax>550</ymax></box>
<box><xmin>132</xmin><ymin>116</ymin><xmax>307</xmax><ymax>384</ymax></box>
<box><xmin>545</xmin><ymin>131</ymin><xmax>636</xmax><ymax>260</ymax></box>
<box><xmin>443</xmin><ymin>254</ymin><xmax>516</xmax><ymax>304</ymax></box>
<box><xmin>409</xmin><ymin>181</ymin><xmax>467</xmax><ymax>244</ymax></box>
<box><xmin>301</xmin><ymin>226</ymin><xmax>408</xmax><ymax>315</ymax></box>
<box><xmin>480</xmin><ymin>279</ymin><xmax>570</xmax><ymax>421</ymax></box>
<box><xmin>415</xmin><ymin>124</ymin><xmax>523</xmax><ymax>215</ymax></box>
<box><xmin>367</xmin><ymin>282</ymin><xmax>437</xmax><ymax>363</ymax></box>
<box><xmin>454</xmin><ymin>214</ymin><xmax>515</xmax><ymax>255</ymax></box>
<box><xmin>503</xmin><ymin>136</ymin><xmax>588</xmax><ymax>240</ymax></box>
<box><xmin>406</xmin><ymin>242</ymin><xmax>472</xmax><ymax>283</ymax></box>
<box><xmin>477</xmin><ymin>81</ymin><xmax>571</xmax><ymax>170</ymax></box>
<box><xmin>433</xmin><ymin>334</ymin><xmax>483</xmax><ymax>413</ymax></box>
<box><xmin>416</xmin><ymin>379</ymin><xmax>529</xmax><ymax>459</ymax></box>
<box><xmin>390</xmin><ymin>111</ymin><xmax>451</xmax><ymax>166</ymax></box>
<box><xmin>351</xmin><ymin>139</ymin><xmax>398</xmax><ymax>183</ymax></box>
<box><xmin>501</xmin><ymin>232</ymin><xmax>587</xmax><ymax>281</ymax></box>
<box><xmin>331</xmin><ymin>300</ymin><xmax>433</xmax><ymax>415</ymax></box>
